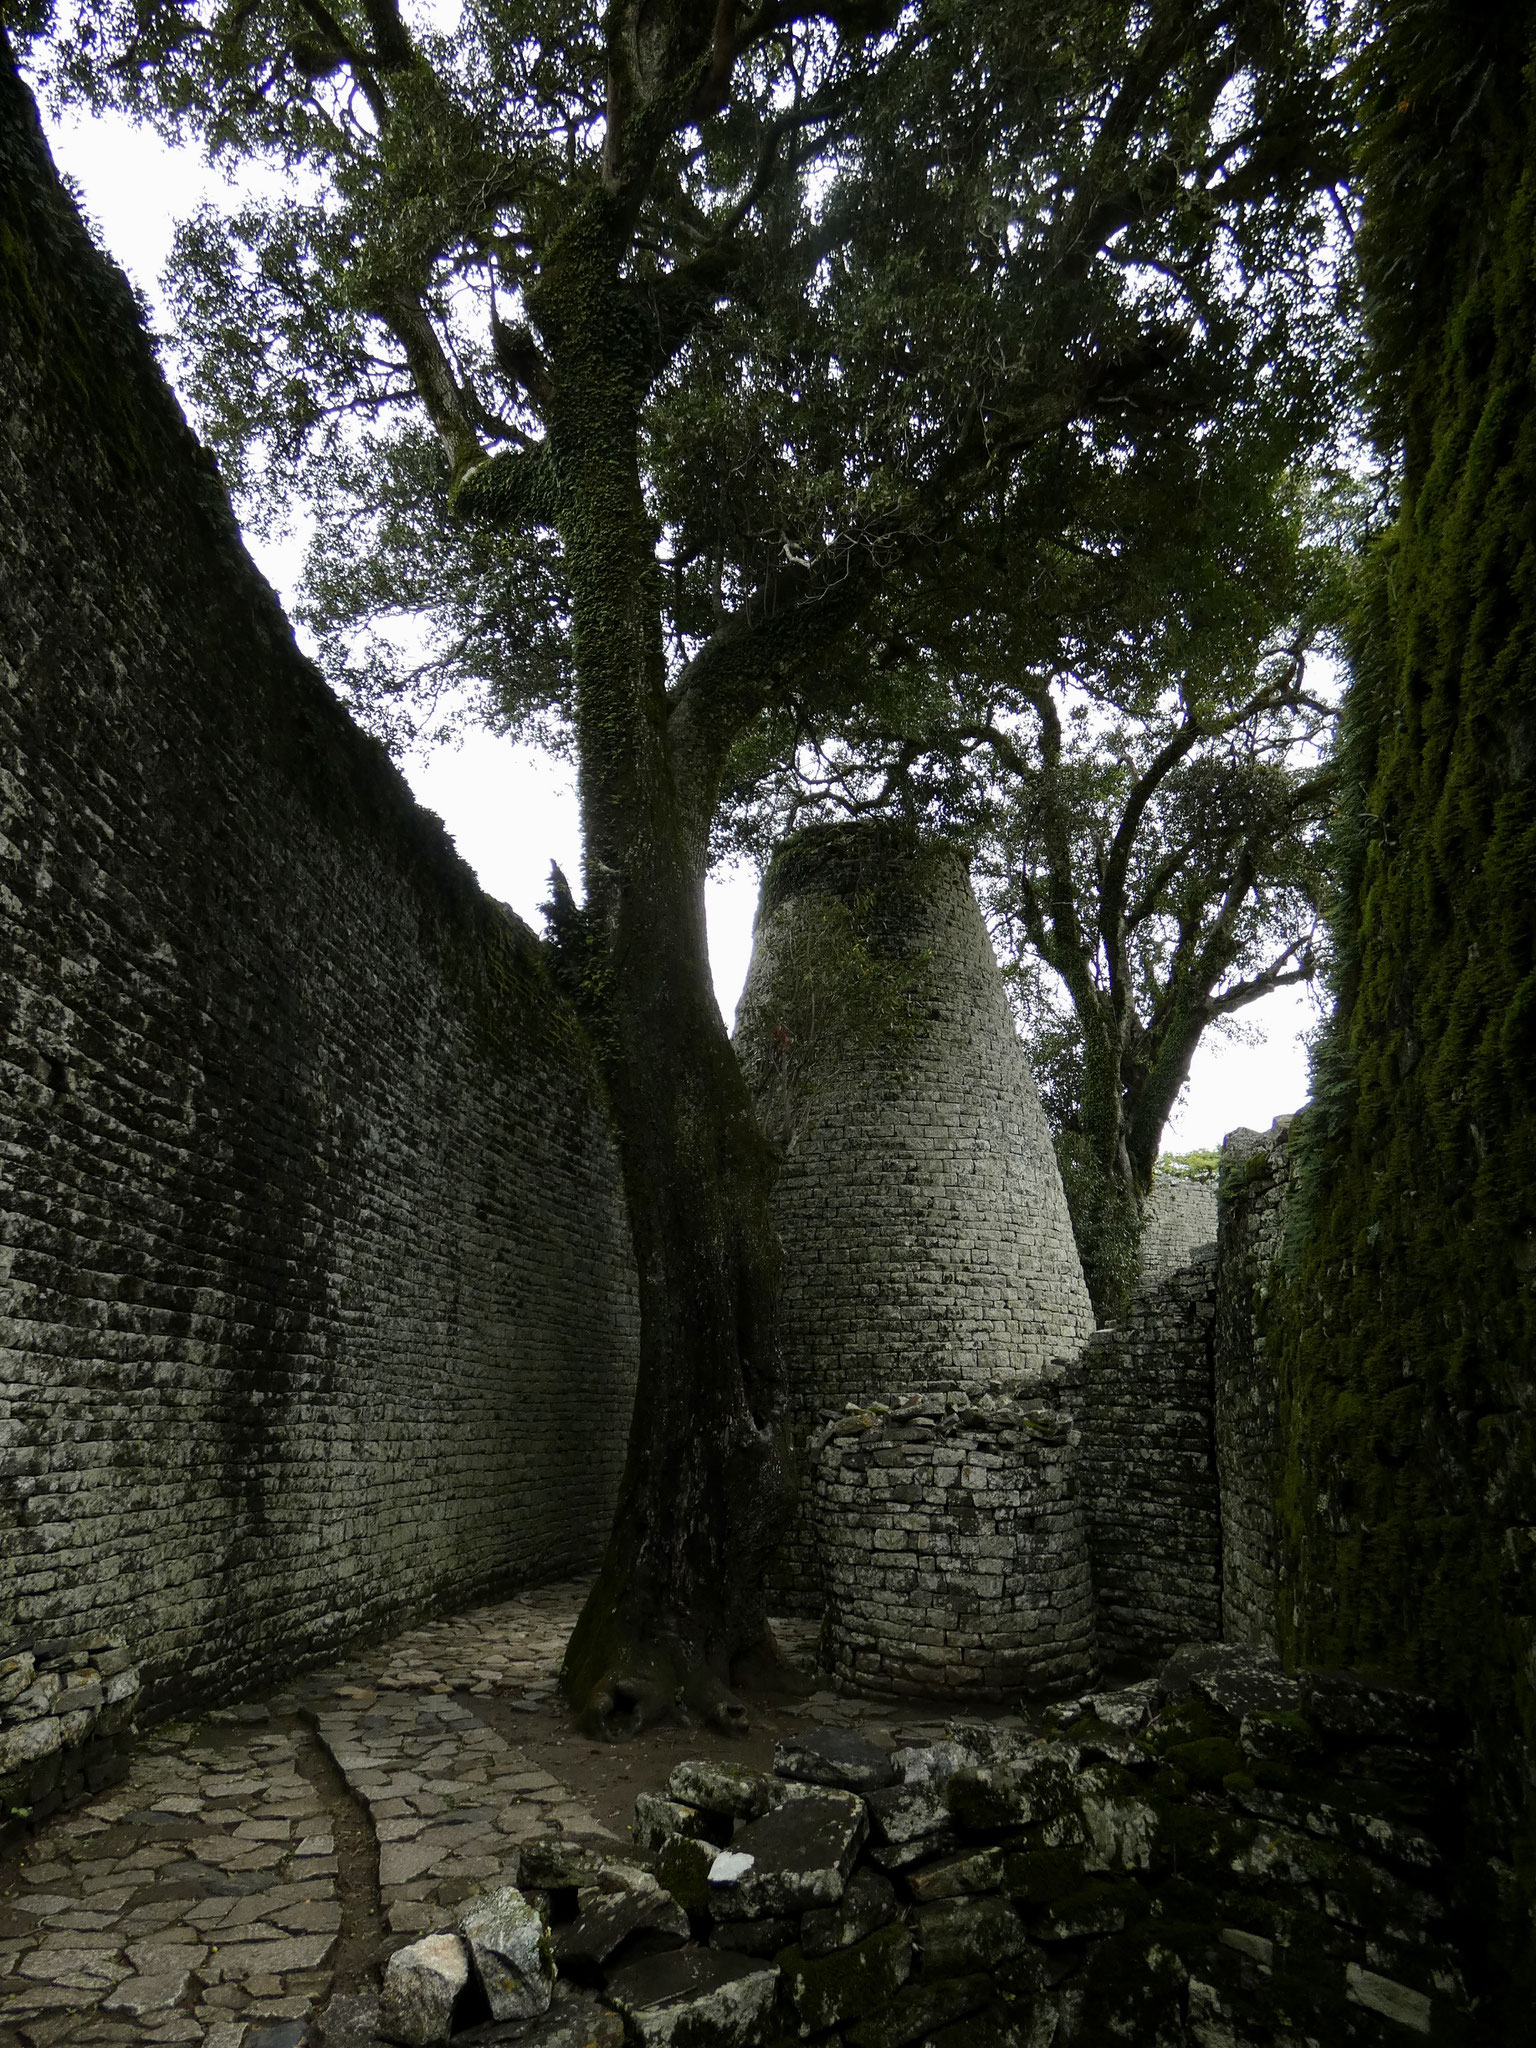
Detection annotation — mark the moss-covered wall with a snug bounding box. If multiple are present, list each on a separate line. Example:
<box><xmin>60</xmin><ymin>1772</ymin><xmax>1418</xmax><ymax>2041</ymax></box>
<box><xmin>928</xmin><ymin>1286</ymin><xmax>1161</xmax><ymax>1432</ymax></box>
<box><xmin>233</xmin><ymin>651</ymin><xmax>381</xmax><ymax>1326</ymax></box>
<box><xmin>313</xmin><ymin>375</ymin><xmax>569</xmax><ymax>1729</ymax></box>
<box><xmin>0</xmin><ymin>42</ymin><xmax>639</xmax><ymax>1713</ymax></box>
<box><xmin>1272</xmin><ymin>0</ymin><xmax>1536</xmax><ymax>2002</ymax></box>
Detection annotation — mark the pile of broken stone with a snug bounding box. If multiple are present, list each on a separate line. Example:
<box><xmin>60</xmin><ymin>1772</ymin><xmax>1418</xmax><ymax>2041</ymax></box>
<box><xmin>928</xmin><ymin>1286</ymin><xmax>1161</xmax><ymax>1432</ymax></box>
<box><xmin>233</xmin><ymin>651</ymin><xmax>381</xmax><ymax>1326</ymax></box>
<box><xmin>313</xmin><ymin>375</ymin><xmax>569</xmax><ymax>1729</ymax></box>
<box><xmin>375</xmin><ymin>1645</ymin><xmax>1476</xmax><ymax>2048</ymax></box>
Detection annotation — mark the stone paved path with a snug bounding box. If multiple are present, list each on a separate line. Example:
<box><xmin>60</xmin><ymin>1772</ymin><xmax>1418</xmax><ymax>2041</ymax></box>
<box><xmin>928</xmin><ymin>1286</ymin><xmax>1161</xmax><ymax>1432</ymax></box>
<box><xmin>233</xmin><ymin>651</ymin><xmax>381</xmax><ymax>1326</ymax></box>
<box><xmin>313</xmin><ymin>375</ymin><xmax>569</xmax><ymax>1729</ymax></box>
<box><xmin>1</xmin><ymin>1581</ymin><xmax>991</xmax><ymax>2048</ymax></box>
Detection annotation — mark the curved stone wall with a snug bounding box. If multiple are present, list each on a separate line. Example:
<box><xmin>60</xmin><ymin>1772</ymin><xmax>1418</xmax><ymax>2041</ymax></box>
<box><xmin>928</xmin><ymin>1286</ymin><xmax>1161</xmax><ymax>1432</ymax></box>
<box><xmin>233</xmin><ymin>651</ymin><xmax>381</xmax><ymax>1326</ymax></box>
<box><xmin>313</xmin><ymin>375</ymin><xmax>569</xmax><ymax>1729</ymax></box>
<box><xmin>810</xmin><ymin>1391</ymin><xmax>1096</xmax><ymax>1698</ymax></box>
<box><xmin>0</xmin><ymin>61</ymin><xmax>638</xmax><ymax>1717</ymax></box>
<box><xmin>735</xmin><ymin>823</ymin><xmax>1095</xmax><ymax>1612</ymax></box>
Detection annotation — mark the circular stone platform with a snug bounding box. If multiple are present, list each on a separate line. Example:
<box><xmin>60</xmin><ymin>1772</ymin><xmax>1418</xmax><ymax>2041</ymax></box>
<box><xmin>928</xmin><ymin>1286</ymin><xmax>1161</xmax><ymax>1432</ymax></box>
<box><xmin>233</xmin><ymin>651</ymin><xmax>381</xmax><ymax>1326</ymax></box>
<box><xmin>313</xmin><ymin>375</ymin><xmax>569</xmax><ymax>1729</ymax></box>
<box><xmin>809</xmin><ymin>1389</ymin><xmax>1098</xmax><ymax>1701</ymax></box>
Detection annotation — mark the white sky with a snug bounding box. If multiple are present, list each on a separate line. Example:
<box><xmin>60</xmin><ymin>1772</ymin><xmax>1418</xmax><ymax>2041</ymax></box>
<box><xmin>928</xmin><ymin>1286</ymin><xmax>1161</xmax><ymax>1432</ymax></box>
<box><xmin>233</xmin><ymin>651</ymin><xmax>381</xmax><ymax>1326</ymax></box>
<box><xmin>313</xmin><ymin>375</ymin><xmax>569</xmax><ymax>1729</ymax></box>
<box><xmin>37</xmin><ymin>93</ymin><xmax>1315</xmax><ymax>1155</ymax></box>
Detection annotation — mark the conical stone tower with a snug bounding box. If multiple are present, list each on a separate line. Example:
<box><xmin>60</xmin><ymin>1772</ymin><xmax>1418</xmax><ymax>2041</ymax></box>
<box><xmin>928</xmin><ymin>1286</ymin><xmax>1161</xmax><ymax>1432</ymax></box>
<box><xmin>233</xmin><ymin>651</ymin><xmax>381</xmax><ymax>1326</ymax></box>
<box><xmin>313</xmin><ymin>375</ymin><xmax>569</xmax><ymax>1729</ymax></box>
<box><xmin>735</xmin><ymin>821</ymin><xmax>1096</xmax><ymax>1616</ymax></box>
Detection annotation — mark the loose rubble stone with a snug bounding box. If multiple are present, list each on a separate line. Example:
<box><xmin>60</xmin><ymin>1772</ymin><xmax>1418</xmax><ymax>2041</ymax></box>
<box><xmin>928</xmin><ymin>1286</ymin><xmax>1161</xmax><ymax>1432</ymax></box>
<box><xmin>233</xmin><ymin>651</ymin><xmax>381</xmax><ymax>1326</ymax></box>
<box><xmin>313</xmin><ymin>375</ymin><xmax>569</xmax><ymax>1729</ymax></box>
<box><xmin>551</xmin><ymin>1885</ymin><xmax>688</xmax><ymax>1983</ymax></box>
<box><xmin>800</xmin><ymin>1868</ymin><xmax>900</xmax><ymax>1958</ymax></box>
<box><xmin>780</xmin><ymin>1922</ymin><xmax>914</xmax><ymax>2032</ymax></box>
<box><xmin>772</xmin><ymin>1729</ymin><xmax>896</xmax><ymax>1796</ymax></box>
<box><xmin>604</xmin><ymin>1946</ymin><xmax>779</xmax><ymax>2048</ymax></box>
<box><xmin>709</xmin><ymin>1792</ymin><xmax>868</xmax><ymax>1920</ymax></box>
<box><xmin>709</xmin><ymin>1915</ymin><xmax>799</xmax><ymax>1959</ymax></box>
<box><xmin>451</xmin><ymin>1984</ymin><xmax>626</xmax><ymax>2046</ymax></box>
<box><xmin>914</xmin><ymin>1895</ymin><xmax>1032</xmax><ymax>1978</ymax></box>
<box><xmin>904</xmin><ymin>1848</ymin><xmax>1005</xmax><ymax>1904</ymax></box>
<box><xmin>663</xmin><ymin>1761</ymin><xmax>786</xmax><ymax>1823</ymax></box>
<box><xmin>843</xmin><ymin>1971</ymin><xmax>995</xmax><ymax>2048</ymax></box>
<box><xmin>460</xmin><ymin>1886</ymin><xmax>555</xmax><ymax>2022</ymax></box>
<box><xmin>1345</xmin><ymin>1961</ymin><xmax>1433</xmax><ymax>2033</ymax></box>
<box><xmin>631</xmin><ymin>1795</ymin><xmax>725</xmax><ymax>1853</ymax></box>
<box><xmin>379</xmin><ymin>1932</ymin><xmax>472</xmax><ymax>2048</ymax></box>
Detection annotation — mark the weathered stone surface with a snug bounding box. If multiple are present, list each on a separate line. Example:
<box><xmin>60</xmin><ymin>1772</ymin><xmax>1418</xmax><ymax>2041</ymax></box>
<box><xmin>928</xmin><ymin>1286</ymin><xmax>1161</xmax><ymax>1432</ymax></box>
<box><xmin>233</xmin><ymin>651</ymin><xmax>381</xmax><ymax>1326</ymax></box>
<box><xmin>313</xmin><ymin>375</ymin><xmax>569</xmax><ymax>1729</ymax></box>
<box><xmin>632</xmin><ymin>1794</ymin><xmax>724</xmax><ymax>1853</ymax></box>
<box><xmin>664</xmin><ymin>1761</ymin><xmax>785</xmax><ymax>1823</ymax></box>
<box><xmin>708</xmin><ymin>1916</ymin><xmax>799</xmax><ymax>1959</ymax></box>
<box><xmin>453</xmin><ymin>1986</ymin><xmax>626</xmax><ymax>2046</ymax></box>
<box><xmin>604</xmin><ymin>1946</ymin><xmax>779</xmax><ymax>2048</ymax></box>
<box><xmin>551</xmin><ymin>1885</ymin><xmax>688</xmax><ymax>1982</ymax></box>
<box><xmin>904</xmin><ymin>1847</ymin><xmax>1005</xmax><ymax>1904</ymax></box>
<box><xmin>379</xmin><ymin>1932</ymin><xmax>471</xmax><ymax>2048</ymax></box>
<box><xmin>773</xmin><ymin>1727</ymin><xmax>897</xmax><ymax>1795</ymax></box>
<box><xmin>1212</xmin><ymin>1120</ymin><xmax>1292</xmax><ymax>1655</ymax></box>
<box><xmin>800</xmin><ymin>1867</ymin><xmax>900</xmax><ymax>1958</ymax></box>
<box><xmin>460</xmin><ymin>1887</ymin><xmax>555</xmax><ymax>2022</ymax></box>
<box><xmin>735</xmin><ymin>824</ymin><xmax>1095</xmax><ymax>1620</ymax></box>
<box><xmin>1161</xmin><ymin>1643</ymin><xmax>1302</xmax><ymax>1724</ymax></box>
<box><xmin>648</xmin><ymin>1832</ymin><xmax>712</xmax><ymax>1916</ymax></box>
<box><xmin>1344</xmin><ymin>1961</ymin><xmax>1432</xmax><ymax>2033</ymax></box>
<box><xmin>0</xmin><ymin>49</ymin><xmax>640</xmax><ymax>1711</ymax></box>
<box><xmin>914</xmin><ymin>1895</ymin><xmax>1032</xmax><ymax>1978</ymax></box>
<box><xmin>811</xmin><ymin>1395</ymin><xmax>1097</xmax><ymax>1701</ymax></box>
<box><xmin>843</xmin><ymin>1971</ymin><xmax>994</xmax><ymax>2048</ymax></box>
<box><xmin>1075</xmin><ymin>1249</ymin><xmax>1222</xmax><ymax>1665</ymax></box>
<box><xmin>780</xmin><ymin>1922</ymin><xmax>914</xmax><ymax>2031</ymax></box>
<box><xmin>709</xmin><ymin>1792</ymin><xmax>868</xmax><ymax>1920</ymax></box>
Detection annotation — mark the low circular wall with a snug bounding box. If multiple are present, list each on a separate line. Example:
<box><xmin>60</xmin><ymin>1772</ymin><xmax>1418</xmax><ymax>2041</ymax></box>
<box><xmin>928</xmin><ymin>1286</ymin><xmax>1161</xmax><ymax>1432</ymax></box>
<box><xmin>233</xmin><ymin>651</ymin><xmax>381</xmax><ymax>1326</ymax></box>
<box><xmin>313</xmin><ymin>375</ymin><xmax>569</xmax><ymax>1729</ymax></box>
<box><xmin>809</xmin><ymin>1390</ymin><xmax>1097</xmax><ymax>1701</ymax></box>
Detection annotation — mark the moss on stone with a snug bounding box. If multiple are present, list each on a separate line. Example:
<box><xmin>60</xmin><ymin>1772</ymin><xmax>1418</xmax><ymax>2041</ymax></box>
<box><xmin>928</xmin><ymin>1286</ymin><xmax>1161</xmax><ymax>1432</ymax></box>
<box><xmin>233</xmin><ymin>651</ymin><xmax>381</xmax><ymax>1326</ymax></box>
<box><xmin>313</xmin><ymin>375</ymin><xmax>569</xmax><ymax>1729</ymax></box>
<box><xmin>777</xmin><ymin>1921</ymin><xmax>913</xmax><ymax>2032</ymax></box>
<box><xmin>1160</xmin><ymin>1737</ymin><xmax>1246</xmax><ymax>1789</ymax></box>
<box><xmin>1266</xmin><ymin>4</ymin><xmax>1536</xmax><ymax>2010</ymax></box>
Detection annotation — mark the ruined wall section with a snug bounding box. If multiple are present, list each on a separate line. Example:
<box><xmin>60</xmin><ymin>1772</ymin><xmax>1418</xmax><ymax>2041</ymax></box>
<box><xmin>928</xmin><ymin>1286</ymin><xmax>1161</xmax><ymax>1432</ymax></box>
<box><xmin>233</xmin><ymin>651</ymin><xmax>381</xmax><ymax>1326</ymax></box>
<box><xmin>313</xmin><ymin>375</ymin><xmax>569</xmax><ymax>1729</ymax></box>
<box><xmin>0</xmin><ymin>54</ymin><xmax>639</xmax><ymax>1714</ymax></box>
<box><xmin>1074</xmin><ymin>1249</ymin><xmax>1221</xmax><ymax>1664</ymax></box>
<box><xmin>1214</xmin><ymin>1120</ymin><xmax>1296</xmax><ymax>1656</ymax></box>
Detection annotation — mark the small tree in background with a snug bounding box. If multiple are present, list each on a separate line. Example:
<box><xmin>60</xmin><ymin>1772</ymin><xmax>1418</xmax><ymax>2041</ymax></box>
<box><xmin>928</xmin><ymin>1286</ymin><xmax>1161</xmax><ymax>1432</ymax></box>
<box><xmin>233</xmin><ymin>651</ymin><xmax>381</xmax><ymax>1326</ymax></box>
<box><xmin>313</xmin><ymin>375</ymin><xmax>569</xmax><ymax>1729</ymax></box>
<box><xmin>723</xmin><ymin>470</ymin><xmax>1355</xmax><ymax>1316</ymax></box>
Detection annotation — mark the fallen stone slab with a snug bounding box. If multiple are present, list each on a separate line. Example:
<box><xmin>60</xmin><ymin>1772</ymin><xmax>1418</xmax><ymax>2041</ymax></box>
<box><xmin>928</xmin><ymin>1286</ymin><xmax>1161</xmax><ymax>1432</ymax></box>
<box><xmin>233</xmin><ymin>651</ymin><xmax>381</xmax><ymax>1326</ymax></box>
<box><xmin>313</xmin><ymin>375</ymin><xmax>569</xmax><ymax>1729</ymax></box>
<box><xmin>780</xmin><ymin>1921</ymin><xmax>913</xmax><ymax>2032</ymax></box>
<box><xmin>632</xmin><ymin>1792</ymin><xmax>728</xmax><ymax>1853</ymax></box>
<box><xmin>773</xmin><ymin>1727</ymin><xmax>897</xmax><ymax>1795</ymax></box>
<box><xmin>1160</xmin><ymin>1644</ymin><xmax>1301</xmax><ymax>1723</ymax></box>
<box><xmin>843</xmin><ymin>1970</ymin><xmax>995</xmax><ymax>2048</ymax></box>
<box><xmin>452</xmin><ymin>1983</ymin><xmax>627</xmax><ymax>2046</ymax></box>
<box><xmin>461</xmin><ymin>1885</ymin><xmax>555</xmax><ymax>2022</ymax></box>
<box><xmin>709</xmin><ymin>1915</ymin><xmax>799</xmax><ymax>1959</ymax></box>
<box><xmin>379</xmin><ymin>1931</ymin><xmax>472</xmax><ymax>2048</ymax></box>
<box><xmin>664</xmin><ymin>1759</ymin><xmax>790</xmax><ymax>1823</ymax></box>
<box><xmin>914</xmin><ymin>1894</ymin><xmax>1033</xmax><ymax>1977</ymax></box>
<box><xmin>801</xmin><ymin>1866</ymin><xmax>900</xmax><ymax>1958</ymax></box>
<box><xmin>904</xmin><ymin>1846</ymin><xmax>1006</xmax><ymax>1905</ymax></box>
<box><xmin>1344</xmin><ymin>1960</ymin><xmax>1432</xmax><ymax>2034</ymax></box>
<box><xmin>604</xmin><ymin>1945</ymin><xmax>779</xmax><ymax>2047</ymax></box>
<box><xmin>552</xmin><ymin>1885</ymin><xmax>689</xmax><ymax>1983</ymax></box>
<box><xmin>709</xmin><ymin>1789</ymin><xmax>867</xmax><ymax>1919</ymax></box>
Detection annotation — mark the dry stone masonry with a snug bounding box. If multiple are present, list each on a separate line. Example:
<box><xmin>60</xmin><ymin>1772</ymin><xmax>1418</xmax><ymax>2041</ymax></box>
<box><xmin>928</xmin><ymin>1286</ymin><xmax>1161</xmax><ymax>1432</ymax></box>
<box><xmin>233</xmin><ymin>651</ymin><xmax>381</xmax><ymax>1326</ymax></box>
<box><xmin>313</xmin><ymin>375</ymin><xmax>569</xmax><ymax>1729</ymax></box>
<box><xmin>0</xmin><ymin>49</ymin><xmax>639</xmax><ymax>1717</ymax></box>
<box><xmin>810</xmin><ymin>1390</ymin><xmax>1096</xmax><ymax>1701</ymax></box>
<box><xmin>1213</xmin><ymin>1122</ymin><xmax>1297</xmax><ymax>1657</ymax></box>
<box><xmin>735</xmin><ymin>823</ymin><xmax>1095</xmax><ymax>1615</ymax></box>
<box><xmin>0</xmin><ymin>1637</ymin><xmax>142</xmax><ymax>1846</ymax></box>
<box><xmin>1138</xmin><ymin>1170</ymin><xmax>1219</xmax><ymax>1294</ymax></box>
<box><xmin>1075</xmin><ymin>1250</ymin><xmax>1223</xmax><ymax>1665</ymax></box>
<box><xmin>349</xmin><ymin>1652</ymin><xmax>1475</xmax><ymax>2047</ymax></box>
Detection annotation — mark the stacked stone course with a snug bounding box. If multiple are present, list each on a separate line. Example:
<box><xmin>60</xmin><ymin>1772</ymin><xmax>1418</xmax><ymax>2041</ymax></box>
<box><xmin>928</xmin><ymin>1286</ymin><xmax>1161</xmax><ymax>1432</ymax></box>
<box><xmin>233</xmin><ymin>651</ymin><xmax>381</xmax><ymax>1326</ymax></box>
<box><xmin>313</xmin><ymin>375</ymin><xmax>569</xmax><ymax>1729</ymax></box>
<box><xmin>1138</xmin><ymin>1171</ymin><xmax>1218</xmax><ymax>1293</ymax></box>
<box><xmin>0</xmin><ymin>56</ymin><xmax>639</xmax><ymax>1720</ymax></box>
<box><xmin>735</xmin><ymin>823</ymin><xmax>1096</xmax><ymax>1620</ymax></box>
<box><xmin>0</xmin><ymin>1634</ymin><xmax>141</xmax><ymax>1842</ymax></box>
<box><xmin>810</xmin><ymin>1389</ymin><xmax>1097</xmax><ymax>1700</ymax></box>
<box><xmin>1074</xmin><ymin>1248</ymin><xmax>1222</xmax><ymax>1665</ymax></box>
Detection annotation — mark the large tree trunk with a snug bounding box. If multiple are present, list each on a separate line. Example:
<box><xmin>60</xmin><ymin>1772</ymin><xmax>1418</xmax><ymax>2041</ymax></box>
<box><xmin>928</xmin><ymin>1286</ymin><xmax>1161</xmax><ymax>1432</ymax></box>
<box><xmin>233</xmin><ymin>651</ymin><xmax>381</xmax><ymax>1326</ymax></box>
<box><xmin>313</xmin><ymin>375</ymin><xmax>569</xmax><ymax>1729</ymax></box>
<box><xmin>538</xmin><ymin>224</ymin><xmax>791</xmax><ymax>1736</ymax></box>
